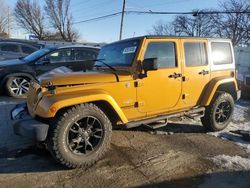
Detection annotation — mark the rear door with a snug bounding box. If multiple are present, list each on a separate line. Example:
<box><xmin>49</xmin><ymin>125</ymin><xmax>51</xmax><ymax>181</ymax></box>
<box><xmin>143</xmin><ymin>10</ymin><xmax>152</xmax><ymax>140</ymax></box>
<box><xmin>0</xmin><ymin>43</ymin><xmax>22</xmax><ymax>59</ymax></box>
<box><xmin>181</xmin><ymin>39</ymin><xmax>210</xmax><ymax>107</ymax></box>
<box><xmin>71</xmin><ymin>48</ymin><xmax>98</xmax><ymax>71</ymax></box>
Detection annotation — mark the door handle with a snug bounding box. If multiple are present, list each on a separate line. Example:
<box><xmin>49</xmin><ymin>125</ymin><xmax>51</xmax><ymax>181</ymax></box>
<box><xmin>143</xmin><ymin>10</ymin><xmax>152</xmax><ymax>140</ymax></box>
<box><xmin>198</xmin><ymin>70</ymin><xmax>209</xmax><ymax>75</ymax></box>
<box><xmin>169</xmin><ymin>72</ymin><xmax>182</xmax><ymax>79</ymax></box>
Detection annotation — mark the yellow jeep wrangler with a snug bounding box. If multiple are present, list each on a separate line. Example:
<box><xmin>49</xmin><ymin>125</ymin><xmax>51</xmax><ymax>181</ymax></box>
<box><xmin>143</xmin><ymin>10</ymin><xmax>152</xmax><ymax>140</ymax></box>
<box><xmin>12</xmin><ymin>36</ymin><xmax>240</xmax><ymax>168</ymax></box>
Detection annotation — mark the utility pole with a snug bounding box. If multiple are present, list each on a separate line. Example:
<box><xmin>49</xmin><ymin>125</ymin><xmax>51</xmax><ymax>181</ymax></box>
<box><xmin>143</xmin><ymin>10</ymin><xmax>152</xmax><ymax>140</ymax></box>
<box><xmin>7</xmin><ymin>6</ymin><xmax>10</xmax><ymax>37</ymax></box>
<box><xmin>119</xmin><ymin>0</ymin><xmax>126</xmax><ymax>40</ymax></box>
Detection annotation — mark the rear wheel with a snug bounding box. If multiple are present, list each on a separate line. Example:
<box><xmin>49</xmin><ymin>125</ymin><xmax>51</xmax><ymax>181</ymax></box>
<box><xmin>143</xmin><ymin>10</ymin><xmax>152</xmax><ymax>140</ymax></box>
<box><xmin>5</xmin><ymin>76</ymin><xmax>30</xmax><ymax>98</ymax></box>
<box><xmin>201</xmin><ymin>92</ymin><xmax>234</xmax><ymax>132</ymax></box>
<box><xmin>48</xmin><ymin>103</ymin><xmax>112</xmax><ymax>168</ymax></box>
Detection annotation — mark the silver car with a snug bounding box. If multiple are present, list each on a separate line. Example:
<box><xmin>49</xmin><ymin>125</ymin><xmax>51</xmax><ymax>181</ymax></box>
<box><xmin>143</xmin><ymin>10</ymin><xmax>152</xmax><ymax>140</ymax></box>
<box><xmin>0</xmin><ymin>42</ymin><xmax>39</xmax><ymax>61</ymax></box>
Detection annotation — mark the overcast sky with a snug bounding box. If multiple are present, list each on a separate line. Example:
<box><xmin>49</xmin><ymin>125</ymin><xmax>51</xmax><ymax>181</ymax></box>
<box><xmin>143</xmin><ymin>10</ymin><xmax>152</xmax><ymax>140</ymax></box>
<box><xmin>8</xmin><ymin>0</ymin><xmax>224</xmax><ymax>43</ymax></box>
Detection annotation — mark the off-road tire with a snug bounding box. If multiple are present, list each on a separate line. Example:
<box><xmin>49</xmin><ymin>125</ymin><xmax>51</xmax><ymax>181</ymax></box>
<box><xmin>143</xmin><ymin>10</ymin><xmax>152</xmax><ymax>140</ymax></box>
<box><xmin>5</xmin><ymin>76</ymin><xmax>30</xmax><ymax>98</ymax></box>
<box><xmin>48</xmin><ymin>103</ymin><xmax>112</xmax><ymax>168</ymax></box>
<box><xmin>201</xmin><ymin>92</ymin><xmax>234</xmax><ymax>132</ymax></box>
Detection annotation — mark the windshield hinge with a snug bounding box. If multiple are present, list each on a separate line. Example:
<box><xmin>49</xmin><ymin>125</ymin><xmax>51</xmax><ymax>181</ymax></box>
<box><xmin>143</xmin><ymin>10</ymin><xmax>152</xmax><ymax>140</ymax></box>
<box><xmin>134</xmin><ymin>81</ymin><xmax>143</xmax><ymax>87</ymax></box>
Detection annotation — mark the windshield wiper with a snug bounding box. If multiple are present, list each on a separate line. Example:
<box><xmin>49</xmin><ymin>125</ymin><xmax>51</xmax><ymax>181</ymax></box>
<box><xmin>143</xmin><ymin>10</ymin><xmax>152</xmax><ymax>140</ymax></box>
<box><xmin>93</xmin><ymin>59</ymin><xmax>116</xmax><ymax>72</ymax></box>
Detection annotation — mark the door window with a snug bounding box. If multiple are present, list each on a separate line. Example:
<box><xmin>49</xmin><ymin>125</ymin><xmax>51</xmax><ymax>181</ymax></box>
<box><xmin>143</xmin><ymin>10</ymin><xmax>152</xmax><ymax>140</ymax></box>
<box><xmin>144</xmin><ymin>42</ymin><xmax>176</xmax><ymax>68</ymax></box>
<box><xmin>74</xmin><ymin>49</ymin><xmax>97</xmax><ymax>61</ymax></box>
<box><xmin>1</xmin><ymin>44</ymin><xmax>19</xmax><ymax>53</ymax></box>
<box><xmin>184</xmin><ymin>42</ymin><xmax>207</xmax><ymax>66</ymax></box>
<box><xmin>47</xmin><ymin>49</ymin><xmax>72</xmax><ymax>63</ymax></box>
<box><xmin>21</xmin><ymin>45</ymin><xmax>36</xmax><ymax>54</ymax></box>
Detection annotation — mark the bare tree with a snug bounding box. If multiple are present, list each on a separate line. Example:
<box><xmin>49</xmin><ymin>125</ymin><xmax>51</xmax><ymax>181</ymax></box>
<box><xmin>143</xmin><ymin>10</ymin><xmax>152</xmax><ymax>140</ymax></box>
<box><xmin>0</xmin><ymin>0</ymin><xmax>10</xmax><ymax>36</ymax></box>
<box><xmin>14</xmin><ymin>0</ymin><xmax>46</xmax><ymax>40</ymax></box>
<box><xmin>149</xmin><ymin>20</ymin><xmax>176</xmax><ymax>35</ymax></box>
<box><xmin>210</xmin><ymin>0</ymin><xmax>250</xmax><ymax>46</ymax></box>
<box><xmin>150</xmin><ymin>0</ymin><xmax>250</xmax><ymax>46</ymax></box>
<box><xmin>150</xmin><ymin>10</ymin><xmax>214</xmax><ymax>37</ymax></box>
<box><xmin>172</xmin><ymin>11</ymin><xmax>215</xmax><ymax>37</ymax></box>
<box><xmin>44</xmin><ymin>0</ymin><xmax>78</xmax><ymax>42</ymax></box>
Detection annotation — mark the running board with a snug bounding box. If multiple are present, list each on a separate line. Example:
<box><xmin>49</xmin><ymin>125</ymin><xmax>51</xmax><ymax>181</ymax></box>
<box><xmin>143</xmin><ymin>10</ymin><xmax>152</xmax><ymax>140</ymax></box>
<box><xmin>126</xmin><ymin>107</ymin><xmax>205</xmax><ymax>129</ymax></box>
<box><xmin>144</xmin><ymin>120</ymin><xmax>168</xmax><ymax>130</ymax></box>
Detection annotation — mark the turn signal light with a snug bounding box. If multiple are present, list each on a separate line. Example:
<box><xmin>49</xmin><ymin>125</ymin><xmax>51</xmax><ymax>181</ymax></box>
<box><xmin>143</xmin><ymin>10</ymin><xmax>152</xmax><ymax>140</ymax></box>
<box><xmin>50</xmin><ymin>107</ymin><xmax>57</xmax><ymax>113</ymax></box>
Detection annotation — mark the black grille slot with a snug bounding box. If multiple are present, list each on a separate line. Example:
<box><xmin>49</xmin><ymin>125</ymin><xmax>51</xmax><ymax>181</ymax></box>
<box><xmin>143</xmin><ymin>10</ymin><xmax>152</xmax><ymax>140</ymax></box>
<box><xmin>246</xmin><ymin>77</ymin><xmax>250</xmax><ymax>86</ymax></box>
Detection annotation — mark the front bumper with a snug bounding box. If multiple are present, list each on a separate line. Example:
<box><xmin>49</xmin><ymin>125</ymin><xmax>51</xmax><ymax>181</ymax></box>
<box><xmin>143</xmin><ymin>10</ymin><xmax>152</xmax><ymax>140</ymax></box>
<box><xmin>11</xmin><ymin>104</ymin><xmax>49</xmax><ymax>142</ymax></box>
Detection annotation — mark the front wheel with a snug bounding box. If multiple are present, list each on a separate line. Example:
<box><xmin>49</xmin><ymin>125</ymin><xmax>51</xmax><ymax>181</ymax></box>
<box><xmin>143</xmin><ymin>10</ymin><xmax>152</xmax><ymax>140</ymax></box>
<box><xmin>201</xmin><ymin>92</ymin><xmax>234</xmax><ymax>132</ymax></box>
<box><xmin>5</xmin><ymin>76</ymin><xmax>30</xmax><ymax>98</ymax></box>
<box><xmin>48</xmin><ymin>103</ymin><xmax>112</xmax><ymax>168</ymax></box>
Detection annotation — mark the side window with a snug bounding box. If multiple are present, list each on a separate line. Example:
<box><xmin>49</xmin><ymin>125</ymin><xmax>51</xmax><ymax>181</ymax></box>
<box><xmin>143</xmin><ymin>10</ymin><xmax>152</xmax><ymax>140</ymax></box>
<box><xmin>1</xmin><ymin>44</ymin><xmax>19</xmax><ymax>53</ymax></box>
<box><xmin>47</xmin><ymin>49</ymin><xmax>72</xmax><ymax>63</ymax></box>
<box><xmin>21</xmin><ymin>45</ymin><xmax>36</xmax><ymax>54</ymax></box>
<box><xmin>211</xmin><ymin>42</ymin><xmax>232</xmax><ymax>65</ymax></box>
<box><xmin>144</xmin><ymin>42</ymin><xmax>176</xmax><ymax>68</ymax></box>
<box><xmin>184</xmin><ymin>42</ymin><xmax>207</xmax><ymax>66</ymax></box>
<box><xmin>74</xmin><ymin>49</ymin><xmax>97</xmax><ymax>61</ymax></box>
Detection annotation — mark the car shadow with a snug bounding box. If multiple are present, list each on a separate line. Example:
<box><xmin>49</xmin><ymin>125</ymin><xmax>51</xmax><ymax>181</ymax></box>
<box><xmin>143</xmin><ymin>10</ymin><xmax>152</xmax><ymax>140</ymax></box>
<box><xmin>128</xmin><ymin>121</ymin><xmax>206</xmax><ymax>134</ymax></box>
<box><xmin>217</xmin><ymin>132</ymin><xmax>250</xmax><ymax>145</ymax></box>
<box><xmin>0</xmin><ymin>145</ymin><xmax>66</xmax><ymax>173</ymax></box>
<box><xmin>0</xmin><ymin>121</ymin><xmax>205</xmax><ymax>174</ymax></box>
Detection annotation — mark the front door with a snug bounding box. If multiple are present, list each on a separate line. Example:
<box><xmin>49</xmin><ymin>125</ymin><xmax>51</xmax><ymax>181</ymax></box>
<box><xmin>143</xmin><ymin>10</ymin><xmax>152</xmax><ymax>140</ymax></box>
<box><xmin>137</xmin><ymin>39</ymin><xmax>182</xmax><ymax>114</ymax></box>
<box><xmin>181</xmin><ymin>39</ymin><xmax>210</xmax><ymax>107</ymax></box>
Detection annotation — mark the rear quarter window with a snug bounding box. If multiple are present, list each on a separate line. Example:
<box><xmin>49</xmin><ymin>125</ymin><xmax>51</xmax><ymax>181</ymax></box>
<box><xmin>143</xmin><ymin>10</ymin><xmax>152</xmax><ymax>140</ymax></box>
<box><xmin>211</xmin><ymin>42</ymin><xmax>233</xmax><ymax>65</ymax></box>
<box><xmin>74</xmin><ymin>49</ymin><xmax>98</xmax><ymax>61</ymax></box>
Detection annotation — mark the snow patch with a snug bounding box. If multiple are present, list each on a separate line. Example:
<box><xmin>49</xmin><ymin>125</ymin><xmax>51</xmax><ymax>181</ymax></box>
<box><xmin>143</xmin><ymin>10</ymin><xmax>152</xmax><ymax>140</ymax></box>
<box><xmin>210</xmin><ymin>155</ymin><xmax>250</xmax><ymax>170</ymax></box>
<box><xmin>232</xmin><ymin>104</ymin><xmax>248</xmax><ymax>122</ymax></box>
<box><xmin>209</xmin><ymin>126</ymin><xmax>250</xmax><ymax>155</ymax></box>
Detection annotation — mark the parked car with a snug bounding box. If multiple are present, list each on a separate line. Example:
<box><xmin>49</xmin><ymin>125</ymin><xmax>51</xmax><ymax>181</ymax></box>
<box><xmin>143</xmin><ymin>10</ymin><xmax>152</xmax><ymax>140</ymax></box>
<box><xmin>11</xmin><ymin>36</ymin><xmax>240</xmax><ymax>168</ymax></box>
<box><xmin>235</xmin><ymin>47</ymin><xmax>250</xmax><ymax>98</ymax></box>
<box><xmin>0</xmin><ymin>45</ymin><xmax>99</xmax><ymax>98</ymax></box>
<box><xmin>0</xmin><ymin>42</ymin><xmax>39</xmax><ymax>61</ymax></box>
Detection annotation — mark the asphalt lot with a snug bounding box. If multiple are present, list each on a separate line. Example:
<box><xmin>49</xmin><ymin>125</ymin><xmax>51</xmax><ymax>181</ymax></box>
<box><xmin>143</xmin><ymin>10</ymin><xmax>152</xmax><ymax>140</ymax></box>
<box><xmin>0</xmin><ymin>97</ymin><xmax>249</xmax><ymax>188</ymax></box>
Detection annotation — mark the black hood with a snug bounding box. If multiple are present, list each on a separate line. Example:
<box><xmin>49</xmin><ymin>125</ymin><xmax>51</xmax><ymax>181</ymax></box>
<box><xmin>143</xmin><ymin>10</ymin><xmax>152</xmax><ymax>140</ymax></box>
<box><xmin>0</xmin><ymin>58</ymin><xmax>26</xmax><ymax>67</ymax></box>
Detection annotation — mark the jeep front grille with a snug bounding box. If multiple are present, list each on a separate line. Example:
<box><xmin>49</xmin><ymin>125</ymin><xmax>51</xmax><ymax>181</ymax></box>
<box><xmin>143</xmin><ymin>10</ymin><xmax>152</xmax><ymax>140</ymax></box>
<box><xmin>246</xmin><ymin>77</ymin><xmax>250</xmax><ymax>86</ymax></box>
<box><xmin>27</xmin><ymin>81</ymin><xmax>42</xmax><ymax>114</ymax></box>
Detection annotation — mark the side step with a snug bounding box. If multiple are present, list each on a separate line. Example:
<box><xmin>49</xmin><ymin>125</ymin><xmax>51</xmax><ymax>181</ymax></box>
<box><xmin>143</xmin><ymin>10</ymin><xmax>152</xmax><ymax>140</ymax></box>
<box><xmin>144</xmin><ymin>120</ymin><xmax>168</xmax><ymax>130</ymax></box>
<box><xmin>126</xmin><ymin>107</ymin><xmax>205</xmax><ymax>129</ymax></box>
<box><xmin>184</xmin><ymin>107</ymin><xmax>205</xmax><ymax>120</ymax></box>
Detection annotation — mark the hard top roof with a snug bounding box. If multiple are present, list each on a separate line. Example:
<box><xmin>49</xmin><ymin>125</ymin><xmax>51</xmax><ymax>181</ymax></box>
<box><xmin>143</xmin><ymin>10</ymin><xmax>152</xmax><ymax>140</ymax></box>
<box><xmin>115</xmin><ymin>35</ymin><xmax>231</xmax><ymax>43</ymax></box>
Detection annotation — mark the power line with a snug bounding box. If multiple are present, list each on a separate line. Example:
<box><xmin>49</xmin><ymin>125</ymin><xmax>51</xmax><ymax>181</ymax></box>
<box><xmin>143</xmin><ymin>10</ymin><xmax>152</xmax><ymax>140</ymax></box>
<box><xmin>126</xmin><ymin>10</ymin><xmax>250</xmax><ymax>15</ymax></box>
<box><xmin>73</xmin><ymin>10</ymin><xmax>250</xmax><ymax>25</ymax></box>
<box><xmin>73</xmin><ymin>12</ymin><xmax>122</xmax><ymax>24</ymax></box>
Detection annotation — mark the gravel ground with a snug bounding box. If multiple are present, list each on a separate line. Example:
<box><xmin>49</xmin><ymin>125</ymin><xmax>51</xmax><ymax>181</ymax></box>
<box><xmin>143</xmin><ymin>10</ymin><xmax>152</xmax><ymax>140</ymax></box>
<box><xmin>0</xmin><ymin>97</ymin><xmax>249</xmax><ymax>188</ymax></box>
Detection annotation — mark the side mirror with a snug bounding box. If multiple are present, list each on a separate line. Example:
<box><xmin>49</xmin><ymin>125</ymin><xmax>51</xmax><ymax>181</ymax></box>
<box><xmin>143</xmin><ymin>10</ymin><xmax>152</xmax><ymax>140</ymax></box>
<box><xmin>139</xmin><ymin>58</ymin><xmax>158</xmax><ymax>78</ymax></box>
<box><xmin>38</xmin><ymin>58</ymin><xmax>50</xmax><ymax>65</ymax></box>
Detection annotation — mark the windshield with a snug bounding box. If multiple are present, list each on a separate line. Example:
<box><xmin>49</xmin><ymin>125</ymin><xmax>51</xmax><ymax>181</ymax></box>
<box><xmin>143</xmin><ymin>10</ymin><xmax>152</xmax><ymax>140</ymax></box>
<box><xmin>23</xmin><ymin>48</ymin><xmax>53</xmax><ymax>62</ymax></box>
<box><xmin>96</xmin><ymin>39</ymin><xmax>140</xmax><ymax>67</ymax></box>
